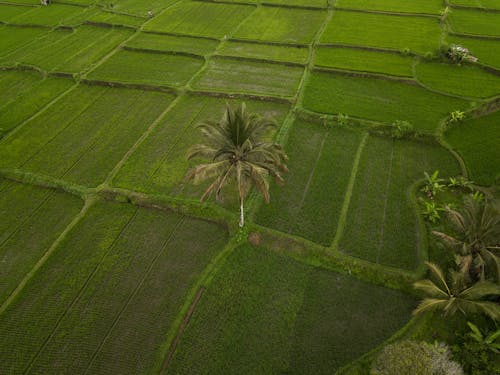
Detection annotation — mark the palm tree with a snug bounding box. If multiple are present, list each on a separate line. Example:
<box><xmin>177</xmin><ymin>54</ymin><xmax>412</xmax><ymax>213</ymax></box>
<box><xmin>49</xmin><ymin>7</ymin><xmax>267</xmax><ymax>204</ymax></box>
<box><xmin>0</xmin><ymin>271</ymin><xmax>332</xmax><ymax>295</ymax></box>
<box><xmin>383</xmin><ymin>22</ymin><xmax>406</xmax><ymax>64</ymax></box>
<box><xmin>432</xmin><ymin>197</ymin><xmax>500</xmax><ymax>282</ymax></box>
<box><xmin>185</xmin><ymin>102</ymin><xmax>288</xmax><ymax>227</ymax></box>
<box><xmin>413</xmin><ymin>262</ymin><xmax>500</xmax><ymax>321</ymax></box>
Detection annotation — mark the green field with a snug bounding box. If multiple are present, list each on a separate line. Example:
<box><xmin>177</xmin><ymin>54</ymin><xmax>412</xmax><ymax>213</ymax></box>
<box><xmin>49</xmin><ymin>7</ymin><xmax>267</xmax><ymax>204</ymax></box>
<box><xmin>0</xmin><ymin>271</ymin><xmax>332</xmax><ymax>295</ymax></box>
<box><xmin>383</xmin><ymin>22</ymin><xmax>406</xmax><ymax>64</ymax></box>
<box><xmin>0</xmin><ymin>0</ymin><xmax>498</xmax><ymax>373</ymax></box>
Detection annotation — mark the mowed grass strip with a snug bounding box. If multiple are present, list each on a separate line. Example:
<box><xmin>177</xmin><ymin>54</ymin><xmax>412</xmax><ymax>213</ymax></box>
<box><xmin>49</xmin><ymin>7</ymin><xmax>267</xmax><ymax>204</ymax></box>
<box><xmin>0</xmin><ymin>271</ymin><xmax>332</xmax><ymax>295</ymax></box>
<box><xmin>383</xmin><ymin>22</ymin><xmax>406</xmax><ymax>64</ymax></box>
<box><xmin>0</xmin><ymin>201</ymin><xmax>228</xmax><ymax>374</ymax></box>
<box><xmin>168</xmin><ymin>245</ymin><xmax>415</xmax><ymax>374</ymax></box>
<box><xmin>256</xmin><ymin>121</ymin><xmax>363</xmax><ymax>246</ymax></box>
<box><xmin>335</xmin><ymin>0</ymin><xmax>443</xmax><ymax>15</ymax></box>
<box><xmin>143</xmin><ymin>2</ymin><xmax>255</xmax><ymax>38</ymax></box>
<box><xmin>447</xmin><ymin>8</ymin><xmax>500</xmax><ymax>36</ymax></box>
<box><xmin>126</xmin><ymin>32</ymin><xmax>219</xmax><ymax>56</ymax></box>
<box><xmin>320</xmin><ymin>10</ymin><xmax>442</xmax><ymax>55</ymax></box>
<box><xmin>0</xmin><ymin>85</ymin><xmax>175</xmax><ymax>187</ymax></box>
<box><xmin>1</xmin><ymin>26</ymin><xmax>133</xmax><ymax>73</ymax></box>
<box><xmin>113</xmin><ymin>94</ymin><xmax>289</xmax><ymax>197</ymax></box>
<box><xmin>0</xmin><ymin>182</ymin><xmax>82</xmax><ymax>306</ymax></box>
<box><xmin>340</xmin><ymin>136</ymin><xmax>460</xmax><ymax>269</ymax></box>
<box><xmin>303</xmin><ymin>71</ymin><xmax>470</xmax><ymax>133</ymax></box>
<box><xmin>446</xmin><ymin>110</ymin><xmax>500</xmax><ymax>186</ymax></box>
<box><xmin>217</xmin><ymin>41</ymin><xmax>309</xmax><ymax>64</ymax></box>
<box><xmin>416</xmin><ymin>61</ymin><xmax>500</xmax><ymax>98</ymax></box>
<box><xmin>89</xmin><ymin>49</ymin><xmax>204</xmax><ymax>87</ymax></box>
<box><xmin>192</xmin><ymin>57</ymin><xmax>303</xmax><ymax>97</ymax></box>
<box><xmin>447</xmin><ymin>35</ymin><xmax>500</xmax><ymax>70</ymax></box>
<box><xmin>233</xmin><ymin>7</ymin><xmax>326</xmax><ymax>44</ymax></box>
<box><xmin>314</xmin><ymin>47</ymin><xmax>414</xmax><ymax>77</ymax></box>
<box><xmin>0</xmin><ymin>70</ymin><xmax>73</xmax><ymax>134</ymax></box>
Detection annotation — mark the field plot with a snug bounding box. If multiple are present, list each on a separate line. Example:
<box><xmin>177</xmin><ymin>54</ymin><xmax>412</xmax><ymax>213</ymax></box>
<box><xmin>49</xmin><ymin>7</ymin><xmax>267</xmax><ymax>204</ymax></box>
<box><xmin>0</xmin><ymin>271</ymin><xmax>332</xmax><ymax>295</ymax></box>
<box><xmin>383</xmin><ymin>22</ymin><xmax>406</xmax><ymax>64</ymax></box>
<box><xmin>0</xmin><ymin>182</ymin><xmax>82</xmax><ymax>306</ymax></box>
<box><xmin>0</xmin><ymin>4</ymin><xmax>33</xmax><ymax>23</ymax></box>
<box><xmin>1</xmin><ymin>26</ymin><xmax>133</xmax><ymax>74</ymax></box>
<box><xmin>446</xmin><ymin>110</ymin><xmax>500</xmax><ymax>186</ymax></box>
<box><xmin>0</xmin><ymin>70</ymin><xmax>73</xmax><ymax>134</ymax></box>
<box><xmin>263</xmin><ymin>0</ymin><xmax>327</xmax><ymax>7</ymax></box>
<box><xmin>340</xmin><ymin>136</ymin><xmax>460</xmax><ymax>269</ymax></box>
<box><xmin>96</xmin><ymin>0</ymin><xmax>179</xmax><ymax>17</ymax></box>
<box><xmin>89</xmin><ymin>49</ymin><xmax>204</xmax><ymax>87</ymax></box>
<box><xmin>447</xmin><ymin>35</ymin><xmax>500</xmax><ymax>69</ymax></box>
<box><xmin>7</xmin><ymin>3</ymin><xmax>92</xmax><ymax>27</ymax></box>
<box><xmin>143</xmin><ymin>2</ymin><xmax>255</xmax><ymax>39</ymax></box>
<box><xmin>192</xmin><ymin>57</ymin><xmax>304</xmax><ymax>97</ymax></box>
<box><xmin>256</xmin><ymin>121</ymin><xmax>364</xmax><ymax>246</ymax></box>
<box><xmin>320</xmin><ymin>11</ymin><xmax>442</xmax><ymax>55</ymax></box>
<box><xmin>0</xmin><ymin>25</ymin><xmax>47</xmax><ymax>58</ymax></box>
<box><xmin>449</xmin><ymin>0</ymin><xmax>500</xmax><ymax>10</ymax></box>
<box><xmin>415</xmin><ymin>61</ymin><xmax>500</xmax><ymax>98</ymax></box>
<box><xmin>168</xmin><ymin>245</ymin><xmax>415</xmax><ymax>374</ymax></box>
<box><xmin>86</xmin><ymin>9</ymin><xmax>146</xmax><ymax>28</ymax></box>
<box><xmin>218</xmin><ymin>41</ymin><xmax>309</xmax><ymax>64</ymax></box>
<box><xmin>126</xmin><ymin>32</ymin><xmax>219</xmax><ymax>56</ymax></box>
<box><xmin>0</xmin><ymin>201</ymin><xmax>228</xmax><ymax>374</ymax></box>
<box><xmin>233</xmin><ymin>7</ymin><xmax>325</xmax><ymax>44</ymax></box>
<box><xmin>314</xmin><ymin>47</ymin><xmax>413</xmax><ymax>77</ymax></box>
<box><xmin>303</xmin><ymin>71</ymin><xmax>470</xmax><ymax>133</ymax></box>
<box><xmin>447</xmin><ymin>8</ymin><xmax>500</xmax><ymax>36</ymax></box>
<box><xmin>113</xmin><ymin>94</ymin><xmax>289</xmax><ymax>197</ymax></box>
<box><xmin>335</xmin><ymin>0</ymin><xmax>443</xmax><ymax>15</ymax></box>
<box><xmin>0</xmin><ymin>85</ymin><xmax>175</xmax><ymax>187</ymax></box>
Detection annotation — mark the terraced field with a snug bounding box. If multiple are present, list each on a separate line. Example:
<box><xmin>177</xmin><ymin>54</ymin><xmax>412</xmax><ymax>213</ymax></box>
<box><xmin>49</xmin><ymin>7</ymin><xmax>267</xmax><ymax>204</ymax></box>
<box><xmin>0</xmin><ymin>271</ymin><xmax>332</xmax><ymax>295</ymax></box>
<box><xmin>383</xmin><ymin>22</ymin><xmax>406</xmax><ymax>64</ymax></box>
<box><xmin>0</xmin><ymin>0</ymin><xmax>498</xmax><ymax>373</ymax></box>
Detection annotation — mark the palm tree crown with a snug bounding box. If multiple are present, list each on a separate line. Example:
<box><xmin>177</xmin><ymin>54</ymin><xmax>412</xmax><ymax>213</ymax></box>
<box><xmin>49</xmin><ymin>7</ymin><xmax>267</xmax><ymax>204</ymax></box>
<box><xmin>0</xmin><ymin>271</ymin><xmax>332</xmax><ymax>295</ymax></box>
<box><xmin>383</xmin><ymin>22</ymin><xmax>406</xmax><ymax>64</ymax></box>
<box><xmin>185</xmin><ymin>102</ymin><xmax>288</xmax><ymax>227</ymax></box>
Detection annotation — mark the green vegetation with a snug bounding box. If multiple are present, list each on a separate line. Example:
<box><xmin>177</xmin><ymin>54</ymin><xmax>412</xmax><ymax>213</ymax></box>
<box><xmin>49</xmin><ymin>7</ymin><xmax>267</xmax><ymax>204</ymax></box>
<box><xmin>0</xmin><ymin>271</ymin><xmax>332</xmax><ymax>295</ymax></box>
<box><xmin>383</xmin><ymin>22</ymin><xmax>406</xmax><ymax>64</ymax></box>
<box><xmin>7</xmin><ymin>3</ymin><xmax>91</xmax><ymax>27</ymax></box>
<box><xmin>447</xmin><ymin>8</ymin><xmax>500</xmax><ymax>36</ymax></box>
<box><xmin>144</xmin><ymin>2</ymin><xmax>254</xmax><ymax>38</ymax></box>
<box><xmin>315</xmin><ymin>47</ymin><xmax>414</xmax><ymax>76</ymax></box>
<box><xmin>321</xmin><ymin>11</ymin><xmax>441</xmax><ymax>55</ymax></box>
<box><xmin>0</xmin><ymin>26</ymin><xmax>47</xmax><ymax>57</ymax></box>
<box><xmin>445</xmin><ymin>111</ymin><xmax>500</xmax><ymax>186</ymax></box>
<box><xmin>449</xmin><ymin>0</ymin><xmax>500</xmax><ymax>10</ymax></box>
<box><xmin>218</xmin><ymin>41</ymin><xmax>309</xmax><ymax>64</ymax></box>
<box><xmin>192</xmin><ymin>57</ymin><xmax>304</xmax><ymax>97</ymax></box>
<box><xmin>446</xmin><ymin>35</ymin><xmax>500</xmax><ymax>69</ymax></box>
<box><xmin>89</xmin><ymin>49</ymin><xmax>204</xmax><ymax>87</ymax></box>
<box><xmin>234</xmin><ymin>7</ymin><xmax>326</xmax><ymax>44</ymax></box>
<box><xmin>168</xmin><ymin>245</ymin><xmax>415</xmax><ymax>374</ymax></box>
<box><xmin>303</xmin><ymin>71</ymin><xmax>470</xmax><ymax>133</ymax></box>
<box><xmin>416</xmin><ymin>61</ymin><xmax>500</xmax><ymax>98</ymax></box>
<box><xmin>336</xmin><ymin>0</ymin><xmax>444</xmax><ymax>14</ymax></box>
<box><xmin>126</xmin><ymin>33</ymin><xmax>219</xmax><ymax>56</ymax></box>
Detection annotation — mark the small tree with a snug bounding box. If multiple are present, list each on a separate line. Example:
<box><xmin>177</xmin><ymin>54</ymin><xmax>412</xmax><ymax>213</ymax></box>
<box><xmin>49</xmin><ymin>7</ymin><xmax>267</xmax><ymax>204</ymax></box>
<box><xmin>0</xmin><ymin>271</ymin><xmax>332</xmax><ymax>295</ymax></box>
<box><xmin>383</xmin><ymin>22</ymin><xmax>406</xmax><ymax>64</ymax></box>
<box><xmin>185</xmin><ymin>103</ymin><xmax>288</xmax><ymax>227</ymax></box>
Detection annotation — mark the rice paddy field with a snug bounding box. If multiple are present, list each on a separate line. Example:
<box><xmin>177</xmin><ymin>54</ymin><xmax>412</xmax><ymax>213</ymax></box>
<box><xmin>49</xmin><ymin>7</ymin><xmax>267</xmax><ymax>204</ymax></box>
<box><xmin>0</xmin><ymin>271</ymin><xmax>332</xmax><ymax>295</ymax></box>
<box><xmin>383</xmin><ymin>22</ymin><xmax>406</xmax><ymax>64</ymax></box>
<box><xmin>0</xmin><ymin>0</ymin><xmax>498</xmax><ymax>373</ymax></box>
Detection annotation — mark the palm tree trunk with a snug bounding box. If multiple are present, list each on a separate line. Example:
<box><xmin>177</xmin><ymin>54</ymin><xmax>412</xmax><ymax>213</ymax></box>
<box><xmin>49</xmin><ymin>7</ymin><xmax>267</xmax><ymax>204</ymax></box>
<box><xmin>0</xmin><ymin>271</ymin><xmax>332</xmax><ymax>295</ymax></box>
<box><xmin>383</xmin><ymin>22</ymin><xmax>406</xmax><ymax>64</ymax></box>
<box><xmin>239</xmin><ymin>199</ymin><xmax>244</xmax><ymax>228</ymax></box>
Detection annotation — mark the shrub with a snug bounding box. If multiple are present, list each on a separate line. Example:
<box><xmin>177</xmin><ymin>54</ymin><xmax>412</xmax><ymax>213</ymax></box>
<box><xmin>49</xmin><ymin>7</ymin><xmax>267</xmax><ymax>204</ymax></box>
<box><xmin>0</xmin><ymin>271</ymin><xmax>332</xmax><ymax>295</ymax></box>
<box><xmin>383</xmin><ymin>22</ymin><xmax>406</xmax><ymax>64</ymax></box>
<box><xmin>391</xmin><ymin>120</ymin><xmax>413</xmax><ymax>139</ymax></box>
<box><xmin>371</xmin><ymin>340</ymin><xmax>463</xmax><ymax>375</ymax></box>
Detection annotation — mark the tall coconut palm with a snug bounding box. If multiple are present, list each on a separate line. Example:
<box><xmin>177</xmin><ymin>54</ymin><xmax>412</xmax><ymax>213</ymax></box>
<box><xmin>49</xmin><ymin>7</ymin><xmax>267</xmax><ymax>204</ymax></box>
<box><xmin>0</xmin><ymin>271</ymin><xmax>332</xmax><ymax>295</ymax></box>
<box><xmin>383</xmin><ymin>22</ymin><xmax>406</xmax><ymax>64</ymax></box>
<box><xmin>413</xmin><ymin>262</ymin><xmax>500</xmax><ymax>321</ymax></box>
<box><xmin>185</xmin><ymin>102</ymin><xmax>288</xmax><ymax>227</ymax></box>
<box><xmin>432</xmin><ymin>197</ymin><xmax>500</xmax><ymax>282</ymax></box>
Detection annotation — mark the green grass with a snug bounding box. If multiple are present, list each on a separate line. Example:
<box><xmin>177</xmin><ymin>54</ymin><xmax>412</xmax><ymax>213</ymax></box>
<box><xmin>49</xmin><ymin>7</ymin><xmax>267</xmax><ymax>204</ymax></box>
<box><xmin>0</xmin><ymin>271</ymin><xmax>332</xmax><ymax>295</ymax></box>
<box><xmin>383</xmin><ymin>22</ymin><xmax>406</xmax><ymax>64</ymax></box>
<box><xmin>143</xmin><ymin>2</ymin><xmax>255</xmax><ymax>38</ymax></box>
<box><xmin>449</xmin><ymin>0</ymin><xmax>500</xmax><ymax>10</ymax></box>
<box><xmin>96</xmin><ymin>0</ymin><xmax>179</xmax><ymax>17</ymax></box>
<box><xmin>0</xmin><ymin>25</ymin><xmax>48</xmax><ymax>58</ymax></box>
<box><xmin>0</xmin><ymin>182</ymin><xmax>82</xmax><ymax>305</ymax></box>
<box><xmin>88</xmin><ymin>49</ymin><xmax>204</xmax><ymax>87</ymax></box>
<box><xmin>447</xmin><ymin>8</ymin><xmax>500</xmax><ymax>36</ymax></box>
<box><xmin>0</xmin><ymin>4</ymin><xmax>33</xmax><ymax>23</ymax></box>
<box><xmin>340</xmin><ymin>136</ymin><xmax>460</xmax><ymax>269</ymax></box>
<box><xmin>126</xmin><ymin>32</ymin><xmax>219</xmax><ymax>56</ymax></box>
<box><xmin>168</xmin><ymin>244</ymin><xmax>415</xmax><ymax>373</ymax></box>
<box><xmin>113</xmin><ymin>94</ymin><xmax>289</xmax><ymax>197</ymax></box>
<box><xmin>303</xmin><ymin>71</ymin><xmax>470</xmax><ymax>133</ymax></box>
<box><xmin>446</xmin><ymin>34</ymin><xmax>500</xmax><ymax>69</ymax></box>
<box><xmin>86</xmin><ymin>9</ymin><xmax>146</xmax><ymax>27</ymax></box>
<box><xmin>0</xmin><ymin>85</ymin><xmax>175</xmax><ymax>187</ymax></box>
<box><xmin>0</xmin><ymin>70</ymin><xmax>73</xmax><ymax>134</ymax></box>
<box><xmin>218</xmin><ymin>40</ymin><xmax>309</xmax><ymax>64</ymax></box>
<box><xmin>336</xmin><ymin>0</ymin><xmax>443</xmax><ymax>14</ymax></box>
<box><xmin>192</xmin><ymin>57</ymin><xmax>304</xmax><ymax>97</ymax></box>
<box><xmin>314</xmin><ymin>46</ymin><xmax>414</xmax><ymax>77</ymax></box>
<box><xmin>1</xmin><ymin>26</ymin><xmax>133</xmax><ymax>73</ymax></box>
<box><xmin>321</xmin><ymin>10</ymin><xmax>442</xmax><ymax>55</ymax></box>
<box><xmin>416</xmin><ymin>61</ymin><xmax>500</xmax><ymax>98</ymax></box>
<box><xmin>256</xmin><ymin>120</ymin><xmax>364</xmax><ymax>246</ymax></box>
<box><xmin>8</xmin><ymin>3</ymin><xmax>92</xmax><ymax>27</ymax></box>
<box><xmin>0</xmin><ymin>201</ymin><xmax>228</xmax><ymax>374</ymax></box>
<box><xmin>263</xmin><ymin>0</ymin><xmax>327</xmax><ymax>6</ymax></box>
<box><xmin>233</xmin><ymin>7</ymin><xmax>326</xmax><ymax>44</ymax></box>
<box><xmin>446</xmin><ymin>110</ymin><xmax>500</xmax><ymax>185</ymax></box>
